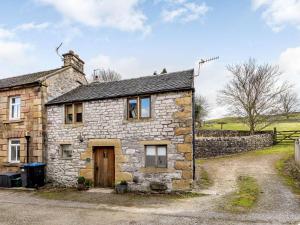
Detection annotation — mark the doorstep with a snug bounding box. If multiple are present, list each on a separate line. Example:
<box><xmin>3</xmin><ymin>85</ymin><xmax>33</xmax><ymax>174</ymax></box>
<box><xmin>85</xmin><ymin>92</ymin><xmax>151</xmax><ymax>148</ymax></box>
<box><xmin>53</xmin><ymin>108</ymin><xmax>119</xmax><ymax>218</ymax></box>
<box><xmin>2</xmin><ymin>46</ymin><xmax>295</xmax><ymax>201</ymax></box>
<box><xmin>87</xmin><ymin>188</ymin><xmax>114</xmax><ymax>194</ymax></box>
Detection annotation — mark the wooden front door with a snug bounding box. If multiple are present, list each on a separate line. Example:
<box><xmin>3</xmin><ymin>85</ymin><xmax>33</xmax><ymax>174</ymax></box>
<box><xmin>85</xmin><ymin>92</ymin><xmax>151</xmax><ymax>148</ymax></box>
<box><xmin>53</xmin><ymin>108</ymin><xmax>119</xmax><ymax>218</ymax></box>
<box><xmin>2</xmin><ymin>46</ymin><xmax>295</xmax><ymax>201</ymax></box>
<box><xmin>94</xmin><ymin>147</ymin><xmax>115</xmax><ymax>187</ymax></box>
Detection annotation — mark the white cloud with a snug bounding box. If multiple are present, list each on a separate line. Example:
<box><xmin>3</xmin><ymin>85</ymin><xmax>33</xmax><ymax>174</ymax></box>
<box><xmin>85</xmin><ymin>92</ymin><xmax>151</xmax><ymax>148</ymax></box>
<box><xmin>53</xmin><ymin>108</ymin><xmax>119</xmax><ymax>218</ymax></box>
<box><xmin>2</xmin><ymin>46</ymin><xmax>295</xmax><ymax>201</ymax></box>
<box><xmin>162</xmin><ymin>1</ymin><xmax>209</xmax><ymax>23</ymax></box>
<box><xmin>15</xmin><ymin>22</ymin><xmax>50</xmax><ymax>31</ymax></box>
<box><xmin>252</xmin><ymin>0</ymin><xmax>300</xmax><ymax>31</ymax></box>
<box><xmin>87</xmin><ymin>54</ymin><xmax>144</xmax><ymax>80</ymax></box>
<box><xmin>36</xmin><ymin>0</ymin><xmax>149</xmax><ymax>33</ymax></box>
<box><xmin>0</xmin><ymin>27</ymin><xmax>14</xmax><ymax>39</ymax></box>
<box><xmin>279</xmin><ymin>47</ymin><xmax>300</xmax><ymax>95</ymax></box>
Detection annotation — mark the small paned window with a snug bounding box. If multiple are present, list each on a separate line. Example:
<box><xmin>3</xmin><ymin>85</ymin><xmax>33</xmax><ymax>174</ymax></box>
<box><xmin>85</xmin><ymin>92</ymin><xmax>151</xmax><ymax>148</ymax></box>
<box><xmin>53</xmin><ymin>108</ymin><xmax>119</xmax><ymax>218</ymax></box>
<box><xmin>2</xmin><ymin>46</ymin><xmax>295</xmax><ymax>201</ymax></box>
<box><xmin>61</xmin><ymin>144</ymin><xmax>72</xmax><ymax>159</ymax></box>
<box><xmin>10</xmin><ymin>96</ymin><xmax>21</xmax><ymax>120</ymax></box>
<box><xmin>75</xmin><ymin>103</ymin><xmax>83</xmax><ymax>123</ymax></box>
<box><xmin>65</xmin><ymin>103</ymin><xmax>83</xmax><ymax>124</ymax></box>
<box><xmin>9</xmin><ymin>139</ymin><xmax>20</xmax><ymax>163</ymax></box>
<box><xmin>140</xmin><ymin>97</ymin><xmax>150</xmax><ymax>118</ymax></box>
<box><xmin>145</xmin><ymin>145</ymin><xmax>167</xmax><ymax>168</ymax></box>
<box><xmin>127</xmin><ymin>96</ymin><xmax>151</xmax><ymax>120</ymax></box>
<box><xmin>128</xmin><ymin>98</ymin><xmax>138</xmax><ymax>119</ymax></box>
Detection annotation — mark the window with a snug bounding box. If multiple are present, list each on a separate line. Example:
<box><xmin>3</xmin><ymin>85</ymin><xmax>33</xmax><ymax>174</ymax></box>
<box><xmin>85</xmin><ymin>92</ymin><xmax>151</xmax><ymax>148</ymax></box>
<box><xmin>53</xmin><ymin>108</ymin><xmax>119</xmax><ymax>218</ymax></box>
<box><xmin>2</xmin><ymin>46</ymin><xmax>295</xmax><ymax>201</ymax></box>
<box><xmin>127</xmin><ymin>96</ymin><xmax>150</xmax><ymax>119</ymax></box>
<box><xmin>140</xmin><ymin>97</ymin><xmax>150</xmax><ymax>118</ymax></box>
<box><xmin>9</xmin><ymin>139</ymin><xmax>20</xmax><ymax>163</ymax></box>
<box><xmin>61</xmin><ymin>144</ymin><xmax>72</xmax><ymax>159</ymax></box>
<box><xmin>128</xmin><ymin>98</ymin><xmax>138</xmax><ymax>119</ymax></box>
<box><xmin>145</xmin><ymin>145</ymin><xmax>167</xmax><ymax>168</ymax></box>
<box><xmin>65</xmin><ymin>103</ymin><xmax>83</xmax><ymax>124</ymax></box>
<box><xmin>74</xmin><ymin>103</ymin><xmax>83</xmax><ymax>123</ymax></box>
<box><xmin>9</xmin><ymin>96</ymin><xmax>21</xmax><ymax>120</ymax></box>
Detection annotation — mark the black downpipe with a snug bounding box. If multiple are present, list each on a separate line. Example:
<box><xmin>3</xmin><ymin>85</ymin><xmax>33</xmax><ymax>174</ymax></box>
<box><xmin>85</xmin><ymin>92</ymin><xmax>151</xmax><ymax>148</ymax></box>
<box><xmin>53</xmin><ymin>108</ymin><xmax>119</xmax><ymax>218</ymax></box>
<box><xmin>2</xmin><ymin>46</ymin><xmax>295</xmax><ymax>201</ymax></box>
<box><xmin>192</xmin><ymin>90</ymin><xmax>196</xmax><ymax>180</ymax></box>
<box><xmin>25</xmin><ymin>135</ymin><xmax>30</xmax><ymax>163</ymax></box>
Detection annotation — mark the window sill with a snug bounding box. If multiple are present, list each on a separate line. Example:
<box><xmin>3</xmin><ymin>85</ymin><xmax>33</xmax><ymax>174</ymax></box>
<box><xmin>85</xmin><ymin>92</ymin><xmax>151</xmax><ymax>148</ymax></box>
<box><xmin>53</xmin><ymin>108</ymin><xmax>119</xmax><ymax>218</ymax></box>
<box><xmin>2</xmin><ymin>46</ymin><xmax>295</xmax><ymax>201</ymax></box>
<box><xmin>124</xmin><ymin>118</ymin><xmax>153</xmax><ymax>124</ymax></box>
<box><xmin>2</xmin><ymin>162</ymin><xmax>22</xmax><ymax>167</ymax></box>
<box><xmin>3</xmin><ymin>120</ymin><xmax>24</xmax><ymax>124</ymax></box>
<box><xmin>63</xmin><ymin>123</ymin><xmax>83</xmax><ymax>128</ymax></box>
<box><xmin>60</xmin><ymin>158</ymin><xmax>73</xmax><ymax>160</ymax></box>
<box><xmin>139</xmin><ymin>167</ymin><xmax>175</xmax><ymax>173</ymax></box>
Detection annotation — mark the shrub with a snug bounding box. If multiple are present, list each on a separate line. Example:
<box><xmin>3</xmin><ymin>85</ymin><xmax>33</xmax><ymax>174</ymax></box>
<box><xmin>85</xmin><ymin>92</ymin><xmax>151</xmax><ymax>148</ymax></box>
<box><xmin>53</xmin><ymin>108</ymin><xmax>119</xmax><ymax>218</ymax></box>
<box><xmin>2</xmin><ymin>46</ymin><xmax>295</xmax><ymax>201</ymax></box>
<box><xmin>120</xmin><ymin>180</ymin><xmax>128</xmax><ymax>185</ymax></box>
<box><xmin>77</xmin><ymin>176</ymin><xmax>85</xmax><ymax>184</ymax></box>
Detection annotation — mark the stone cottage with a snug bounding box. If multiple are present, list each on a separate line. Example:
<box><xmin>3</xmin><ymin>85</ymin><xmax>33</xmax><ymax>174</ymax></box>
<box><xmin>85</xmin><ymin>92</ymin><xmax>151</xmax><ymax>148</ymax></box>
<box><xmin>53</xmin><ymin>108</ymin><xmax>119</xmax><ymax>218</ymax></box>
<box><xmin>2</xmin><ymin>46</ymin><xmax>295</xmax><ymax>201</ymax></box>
<box><xmin>46</xmin><ymin>69</ymin><xmax>195</xmax><ymax>191</ymax></box>
<box><xmin>0</xmin><ymin>51</ymin><xmax>87</xmax><ymax>172</ymax></box>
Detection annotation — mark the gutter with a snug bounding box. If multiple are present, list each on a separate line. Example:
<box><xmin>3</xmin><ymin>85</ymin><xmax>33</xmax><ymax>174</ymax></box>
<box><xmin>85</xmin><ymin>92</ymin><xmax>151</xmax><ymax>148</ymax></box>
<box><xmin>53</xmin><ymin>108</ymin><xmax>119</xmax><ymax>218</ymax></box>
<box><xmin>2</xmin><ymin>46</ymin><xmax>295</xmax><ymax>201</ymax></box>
<box><xmin>192</xmin><ymin>88</ymin><xmax>196</xmax><ymax>181</ymax></box>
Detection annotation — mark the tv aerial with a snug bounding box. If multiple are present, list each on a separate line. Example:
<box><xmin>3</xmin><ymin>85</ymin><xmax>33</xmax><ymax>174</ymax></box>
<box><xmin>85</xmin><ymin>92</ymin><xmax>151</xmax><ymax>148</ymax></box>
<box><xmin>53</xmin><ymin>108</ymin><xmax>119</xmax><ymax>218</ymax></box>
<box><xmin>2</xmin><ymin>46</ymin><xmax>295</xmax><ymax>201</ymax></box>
<box><xmin>195</xmin><ymin>56</ymin><xmax>219</xmax><ymax>77</ymax></box>
<box><xmin>55</xmin><ymin>42</ymin><xmax>63</xmax><ymax>61</ymax></box>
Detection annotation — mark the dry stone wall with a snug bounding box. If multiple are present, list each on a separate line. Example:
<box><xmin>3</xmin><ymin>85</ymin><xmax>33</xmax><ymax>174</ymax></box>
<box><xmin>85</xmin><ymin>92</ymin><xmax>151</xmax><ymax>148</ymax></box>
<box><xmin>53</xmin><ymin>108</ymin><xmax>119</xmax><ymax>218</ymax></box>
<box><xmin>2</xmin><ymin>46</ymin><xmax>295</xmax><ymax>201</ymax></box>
<box><xmin>195</xmin><ymin>132</ymin><xmax>274</xmax><ymax>158</ymax></box>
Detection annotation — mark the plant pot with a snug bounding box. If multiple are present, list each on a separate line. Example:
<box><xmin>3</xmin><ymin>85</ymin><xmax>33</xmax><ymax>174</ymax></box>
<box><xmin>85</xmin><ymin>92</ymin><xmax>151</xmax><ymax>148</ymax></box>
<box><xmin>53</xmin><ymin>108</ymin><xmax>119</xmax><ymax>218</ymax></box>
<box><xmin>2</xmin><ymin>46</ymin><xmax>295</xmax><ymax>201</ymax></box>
<box><xmin>116</xmin><ymin>184</ymin><xmax>128</xmax><ymax>194</ymax></box>
<box><xmin>77</xmin><ymin>183</ymin><xmax>86</xmax><ymax>191</ymax></box>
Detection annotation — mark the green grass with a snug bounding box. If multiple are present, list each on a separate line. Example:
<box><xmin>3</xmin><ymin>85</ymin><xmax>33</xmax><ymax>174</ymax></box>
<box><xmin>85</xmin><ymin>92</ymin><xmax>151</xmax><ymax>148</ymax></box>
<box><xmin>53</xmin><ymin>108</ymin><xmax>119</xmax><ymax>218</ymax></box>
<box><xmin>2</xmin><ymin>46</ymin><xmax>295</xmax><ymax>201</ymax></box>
<box><xmin>223</xmin><ymin>176</ymin><xmax>260</xmax><ymax>212</ymax></box>
<box><xmin>276</xmin><ymin>155</ymin><xmax>300</xmax><ymax>195</ymax></box>
<box><xmin>202</xmin><ymin>112</ymin><xmax>300</xmax><ymax>132</ymax></box>
<box><xmin>202</xmin><ymin>122</ymin><xmax>300</xmax><ymax>132</ymax></box>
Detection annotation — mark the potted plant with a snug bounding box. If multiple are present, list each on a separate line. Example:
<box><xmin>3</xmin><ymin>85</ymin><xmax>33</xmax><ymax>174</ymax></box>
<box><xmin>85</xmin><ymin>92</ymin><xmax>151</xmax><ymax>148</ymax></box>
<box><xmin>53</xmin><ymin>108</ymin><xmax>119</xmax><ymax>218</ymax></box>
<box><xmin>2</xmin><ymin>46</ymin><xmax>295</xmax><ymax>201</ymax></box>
<box><xmin>115</xmin><ymin>180</ymin><xmax>128</xmax><ymax>194</ymax></box>
<box><xmin>77</xmin><ymin>176</ymin><xmax>86</xmax><ymax>191</ymax></box>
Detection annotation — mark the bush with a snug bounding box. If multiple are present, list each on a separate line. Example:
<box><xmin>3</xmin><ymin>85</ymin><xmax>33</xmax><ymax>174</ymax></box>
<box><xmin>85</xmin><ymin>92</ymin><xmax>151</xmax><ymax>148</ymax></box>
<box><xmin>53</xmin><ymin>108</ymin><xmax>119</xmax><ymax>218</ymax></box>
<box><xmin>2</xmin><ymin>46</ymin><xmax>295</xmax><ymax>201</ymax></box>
<box><xmin>119</xmin><ymin>180</ymin><xmax>128</xmax><ymax>185</ymax></box>
<box><xmin>84</xmin><ymin>179</ymin><xmax>93</xmax><ymax>188</ymax></box>
<box><xmin>77</xmin><ymin>176</ymin><xmax>85</xmax><ymax>184</ymax></box>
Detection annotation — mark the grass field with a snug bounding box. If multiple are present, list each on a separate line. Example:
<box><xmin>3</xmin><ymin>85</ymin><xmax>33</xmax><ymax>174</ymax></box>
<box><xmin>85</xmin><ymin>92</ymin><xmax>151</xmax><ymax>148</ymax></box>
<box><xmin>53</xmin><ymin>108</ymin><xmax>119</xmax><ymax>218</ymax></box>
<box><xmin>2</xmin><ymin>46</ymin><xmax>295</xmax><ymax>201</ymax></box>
<box><xmin>202</xmin><ymin>112</ymin><xmax>300</xmax><ymax>131</ymax></box>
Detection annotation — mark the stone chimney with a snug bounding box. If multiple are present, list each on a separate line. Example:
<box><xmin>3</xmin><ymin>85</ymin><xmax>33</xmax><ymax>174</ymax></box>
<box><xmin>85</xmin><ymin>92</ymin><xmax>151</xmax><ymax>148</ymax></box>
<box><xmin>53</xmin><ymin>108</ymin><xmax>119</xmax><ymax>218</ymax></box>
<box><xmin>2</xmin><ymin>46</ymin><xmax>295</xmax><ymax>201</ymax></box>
<box><xmin>62</xmin><ymin>50</ymin><xmax>84</xmax><ymax>73</ymax></box>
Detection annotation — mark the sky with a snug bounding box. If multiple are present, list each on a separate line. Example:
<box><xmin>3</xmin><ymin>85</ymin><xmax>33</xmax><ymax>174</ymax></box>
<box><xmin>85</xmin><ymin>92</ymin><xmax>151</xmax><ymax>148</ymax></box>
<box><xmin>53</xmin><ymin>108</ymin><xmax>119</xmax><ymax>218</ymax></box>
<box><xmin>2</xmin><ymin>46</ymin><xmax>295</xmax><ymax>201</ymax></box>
<box><xmin>0</xmin><ymin>0</ymin><xmax>299</xmax><ymax>119</ymax></box>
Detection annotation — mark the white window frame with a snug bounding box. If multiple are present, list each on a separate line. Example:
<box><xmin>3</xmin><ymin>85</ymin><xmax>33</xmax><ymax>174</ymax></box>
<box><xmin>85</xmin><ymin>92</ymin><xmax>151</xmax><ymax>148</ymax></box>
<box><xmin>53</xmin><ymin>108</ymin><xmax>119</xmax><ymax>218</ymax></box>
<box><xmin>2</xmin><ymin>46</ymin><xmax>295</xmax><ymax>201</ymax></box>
<box><xmin>9</xmin><ymin>96</ymin><xmax>21</xmax><ymax>120</ymax></box>
<box><xmin>61</xmin><ymin>144</ymin><xmax>73</xmax><ymax>159</ymax></box>
<box><xmin>9</xmin><ymin>139</ymin><xmax>20</xmax><ymax>163</ymax></box>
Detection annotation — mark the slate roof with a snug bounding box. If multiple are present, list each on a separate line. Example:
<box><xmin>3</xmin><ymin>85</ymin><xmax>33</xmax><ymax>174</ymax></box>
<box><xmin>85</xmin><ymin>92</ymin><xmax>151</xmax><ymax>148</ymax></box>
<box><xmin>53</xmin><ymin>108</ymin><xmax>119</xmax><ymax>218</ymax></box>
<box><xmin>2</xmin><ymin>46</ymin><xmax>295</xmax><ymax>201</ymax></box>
<box><xmin>47</xmin><ymin>69</ymin><xmax>194</xmax><ymax>105</ymax></box>
<box><xmin>0</xmin><ymin>68</ymin><xmax>62</xmax><ymax>90</ymax></box>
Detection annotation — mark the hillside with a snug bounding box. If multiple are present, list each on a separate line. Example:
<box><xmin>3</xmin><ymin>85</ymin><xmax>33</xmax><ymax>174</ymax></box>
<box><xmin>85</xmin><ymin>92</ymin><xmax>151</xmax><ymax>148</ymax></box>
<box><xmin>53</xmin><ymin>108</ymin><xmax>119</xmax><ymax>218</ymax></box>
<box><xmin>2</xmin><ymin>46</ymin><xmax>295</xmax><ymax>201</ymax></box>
<box><xmin>202</xmin><ymin>112</ymin><xmax>300</xmax><ymax>131</ymax></box>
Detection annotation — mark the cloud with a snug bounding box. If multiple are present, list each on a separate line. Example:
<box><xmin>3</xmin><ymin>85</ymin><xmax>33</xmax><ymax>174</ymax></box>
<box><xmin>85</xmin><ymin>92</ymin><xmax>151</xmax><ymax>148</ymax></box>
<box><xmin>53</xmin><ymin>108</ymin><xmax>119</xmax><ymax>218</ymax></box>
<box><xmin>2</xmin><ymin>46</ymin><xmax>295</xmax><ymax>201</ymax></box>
<box><xmin>0</xmin><ymin>26</ymin><xmax>35</xmax><ymax>77</ymax></box>
<box><xmin>279</xmin><ymin>47</ymin><xmax>300</xmax><ymax>94</ymax></box>
<box><xmin>252</xmin><ymin>0</ymin><xmax>300</xmax><ymax>31</ymax></box>
<box><xmin>161</xmin><ymin>1</ymin><xmax>209</xmax><ymax>23</ymax></box>
<box><xmin>0</xmin><ymin>27</ymin><xmax>14</xmax><ymax>39</ymax></box>
<box><xmin>15</xmin><ymin>22</ymin><xmax>50</xmax><ymax>31</ymax></box>
<box><xmin>87</xmin><ymin>54</ymin><xmax>143</xmax><ymax>80</ymax></box>
<box><xmin>36</xmin><ymin>0</ymin><xmax>149</xmax><ymax>33</ymax></box>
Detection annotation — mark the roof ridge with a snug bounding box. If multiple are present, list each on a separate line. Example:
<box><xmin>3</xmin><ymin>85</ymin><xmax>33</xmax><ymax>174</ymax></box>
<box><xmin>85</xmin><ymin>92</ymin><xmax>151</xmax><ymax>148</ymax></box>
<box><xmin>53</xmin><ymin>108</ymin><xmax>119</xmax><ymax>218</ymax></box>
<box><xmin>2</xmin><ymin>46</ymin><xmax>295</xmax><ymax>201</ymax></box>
<box><xmin>0</xmin><ymin>67</ymin><xmax>62</xmax><ymax>82</ymax></box>
<box><xmin>88</xmin><ymin>68</ymin><xmax>194</xmax><ymax>86</ymax></box>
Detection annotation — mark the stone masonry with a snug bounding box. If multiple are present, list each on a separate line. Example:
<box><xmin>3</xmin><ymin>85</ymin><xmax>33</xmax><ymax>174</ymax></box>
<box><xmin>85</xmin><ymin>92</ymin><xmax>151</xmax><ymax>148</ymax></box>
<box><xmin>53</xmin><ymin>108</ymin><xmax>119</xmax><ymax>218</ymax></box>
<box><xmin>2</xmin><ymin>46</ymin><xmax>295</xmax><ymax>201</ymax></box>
<box><xmin>47</xmin><ymin>90</ymin><xmax>193</xmax><ymax>192</ymax></box>
<box><xmin>0</xmin><ymin>51</ymin><xmax>87</xmax><ymax>173</ymax></box>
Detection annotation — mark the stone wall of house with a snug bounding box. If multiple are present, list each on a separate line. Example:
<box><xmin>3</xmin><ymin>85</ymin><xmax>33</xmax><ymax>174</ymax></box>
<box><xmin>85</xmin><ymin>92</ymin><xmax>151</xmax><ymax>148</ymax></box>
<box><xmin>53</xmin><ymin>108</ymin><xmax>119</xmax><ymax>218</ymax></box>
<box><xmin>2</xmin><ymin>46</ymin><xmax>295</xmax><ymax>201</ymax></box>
<box><xmin>0</xmin><ymin>86</ymin><xmax>44</xmax><ymax>172</ymax></box>
<box><xmin>46</xmin><ymin>91</ymin><xmax>193</xmax><ymax>192</ymax></box>
<box><xmin>44</xmin><ymin>67</ymin><xmax>87</xmax><ymax>102</ymax></box>
<box><xmin>195</xmin><ymin>133</ymin><xmax>274</xmax><ymax>158</ymax></box>
<box><xmin>0</xmin><ymin>67</ymin><xmax>87</xmax><ymax>173</ymax></box>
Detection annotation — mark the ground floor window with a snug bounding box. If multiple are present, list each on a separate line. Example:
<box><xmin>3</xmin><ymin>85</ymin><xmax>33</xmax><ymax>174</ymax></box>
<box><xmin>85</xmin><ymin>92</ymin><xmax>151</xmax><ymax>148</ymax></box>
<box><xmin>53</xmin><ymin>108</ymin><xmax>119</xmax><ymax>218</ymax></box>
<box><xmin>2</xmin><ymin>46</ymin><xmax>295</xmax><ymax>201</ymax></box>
<box><xmin>145</xmin><ymin>145</ymin><xmax>167</xmax><ymax>168</ymax></box>
<box><xmin>9</xmin><ymin>139</ymin><xmax>20</xmax><ymax>163</ymax></box>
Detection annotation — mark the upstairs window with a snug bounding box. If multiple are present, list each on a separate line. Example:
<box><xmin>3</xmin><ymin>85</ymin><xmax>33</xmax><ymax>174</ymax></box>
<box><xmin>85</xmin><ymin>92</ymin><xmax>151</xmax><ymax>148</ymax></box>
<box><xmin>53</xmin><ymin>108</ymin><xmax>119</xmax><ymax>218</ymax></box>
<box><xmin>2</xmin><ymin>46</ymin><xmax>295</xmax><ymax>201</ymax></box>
<box><xmin>145</xmin><ymin>145</ymin><xmax>167</xmax><ymax>168</ymax></box>
<box><xmin>127</xmin><ymin>96</ymin><xmax>150</xmax><ymax>120</ymax></box>
<box><xmin>9</xmin><ymin>96</ymin><xmax>21</xmax><ymax>120</ymax></box>
<box><xmin>65</xmin><ymin>103</ymin><xmax>83</xmax><ymax>124</ymax></box>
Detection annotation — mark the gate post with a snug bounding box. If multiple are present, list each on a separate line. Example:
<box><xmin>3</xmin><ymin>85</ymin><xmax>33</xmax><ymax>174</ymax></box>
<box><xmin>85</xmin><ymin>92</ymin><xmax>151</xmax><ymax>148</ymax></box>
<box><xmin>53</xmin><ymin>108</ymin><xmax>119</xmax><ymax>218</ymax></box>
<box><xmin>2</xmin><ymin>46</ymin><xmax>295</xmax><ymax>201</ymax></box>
<box><xmin>295</xmin><ymin>139</ymin><xmax>300</xmax><ymax>167</ymax></box>
<box><xmin>273</xmin><ymin>127</ymin><xmax>277</xmax><ymax>144</ymax></box>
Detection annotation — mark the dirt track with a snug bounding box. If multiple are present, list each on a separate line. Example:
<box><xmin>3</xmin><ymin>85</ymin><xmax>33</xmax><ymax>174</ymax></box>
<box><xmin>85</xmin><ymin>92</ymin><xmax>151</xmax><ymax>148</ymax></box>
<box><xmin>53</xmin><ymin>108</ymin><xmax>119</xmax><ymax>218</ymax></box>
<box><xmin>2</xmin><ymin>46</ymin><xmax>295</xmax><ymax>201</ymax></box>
<box><xmin>0</xmin><ymin>151</ymin><xmax>299</xmax><ymax>224</ymax></box>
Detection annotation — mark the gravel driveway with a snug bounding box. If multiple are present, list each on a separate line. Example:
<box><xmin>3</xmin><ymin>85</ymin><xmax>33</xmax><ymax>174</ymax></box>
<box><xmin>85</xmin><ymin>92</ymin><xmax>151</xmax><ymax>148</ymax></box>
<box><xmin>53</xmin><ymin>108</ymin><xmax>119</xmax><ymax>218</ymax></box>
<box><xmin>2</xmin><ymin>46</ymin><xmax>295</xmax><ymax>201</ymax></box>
<box><xmin>0</xmin><ymin>150</ymin><xmax>299</xmax><ymax>225</ymax></box>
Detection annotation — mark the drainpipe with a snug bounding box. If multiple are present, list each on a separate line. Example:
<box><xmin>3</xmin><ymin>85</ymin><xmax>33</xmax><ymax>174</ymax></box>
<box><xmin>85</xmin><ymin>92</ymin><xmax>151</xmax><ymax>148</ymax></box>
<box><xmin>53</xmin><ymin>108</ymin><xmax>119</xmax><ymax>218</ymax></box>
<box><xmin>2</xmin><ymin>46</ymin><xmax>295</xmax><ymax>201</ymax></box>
<box><xmin>25</xmin><ymin>132</ymin><xmax>31</xmax><ymax>163</ymax></box>
<box><xmin>192</xmin><ymin>89</ymin><xmax>196</xmax><ymax>180</ymax></box>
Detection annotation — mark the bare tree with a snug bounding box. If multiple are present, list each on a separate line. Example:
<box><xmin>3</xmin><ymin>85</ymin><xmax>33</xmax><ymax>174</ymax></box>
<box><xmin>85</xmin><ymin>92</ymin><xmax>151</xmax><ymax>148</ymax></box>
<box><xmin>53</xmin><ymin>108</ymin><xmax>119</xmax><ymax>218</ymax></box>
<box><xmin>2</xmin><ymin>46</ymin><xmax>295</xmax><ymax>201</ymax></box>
<box><xmin>93</xmin><ymin>69</ymin><xmax>121</xmax><ymax>82</ymax></box>
<box><xmin>195</xmin><ymin>95</ymin><xmax>209</xmax><ymax>126</ymax></box>
<box><xmin>279</xmin><ymin>91</ymin><xmax>299</xmax><ymax>119</ymax></box>
<box><xmin>218</xmin><ymin>58</ymin><xmax>289</xmax><ymax>134</ymax></box>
